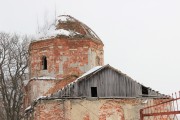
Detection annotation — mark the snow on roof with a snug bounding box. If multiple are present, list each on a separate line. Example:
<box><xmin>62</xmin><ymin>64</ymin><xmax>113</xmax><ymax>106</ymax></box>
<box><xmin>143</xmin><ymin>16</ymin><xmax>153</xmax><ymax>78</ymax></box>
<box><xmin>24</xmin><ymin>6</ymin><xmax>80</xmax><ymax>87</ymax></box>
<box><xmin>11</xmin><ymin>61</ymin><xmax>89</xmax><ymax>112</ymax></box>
<box><xmin>25</xmin><ymin>106</ymin><xmax>31</xmax><ymax>112</ymax></box>
<box><xmin>34</xmin><ymin>15</ymin><xmax>102</xmax><ymax>41</ymax></box>
<box><xmin>57</xmin><ymin>66</ymin><xmax>103</xmax><ymax>92</ymax></box>
<box><xmin>56</xmin><ymin>15</ymin><xmax>75</xmax><ymax>22</ymax></box>
<box><xmin>23</xmin><ymin>76</ymin><xmax>56</xmax><ymax>86</ymax></box>
<box><xmin>76</xmin><ymin>66</ymin><xmax>102</xmax><ymax>81</ymax></box>
<box><xmin>25</xmin><ymin>96</ymin><xmax>47</xmax><ymax>113</ymax></box>
<box><xmin>31</xmin><ymin>76</ymin><xmax>56</xmax><ymax>80</ymax></box>
<box><xmin>35</xmin><ymin>24</ymin><xmax>77</xmax><ymax>40</ymax></box>
<box><xmin>35</xmin><ymin>96</ymin><xmax>47</xmax><ymax>101</ymax></box>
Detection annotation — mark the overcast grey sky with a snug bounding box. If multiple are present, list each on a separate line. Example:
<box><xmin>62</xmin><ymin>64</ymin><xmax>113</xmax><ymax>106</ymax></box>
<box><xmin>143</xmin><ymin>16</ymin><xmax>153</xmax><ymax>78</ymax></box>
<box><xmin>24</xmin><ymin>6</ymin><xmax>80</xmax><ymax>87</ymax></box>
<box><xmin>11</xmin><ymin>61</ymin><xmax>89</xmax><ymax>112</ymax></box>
<box><xmin>0</xmin><ymin>0</ymin><xmax>180</xmax><ymax>95</ymax></box>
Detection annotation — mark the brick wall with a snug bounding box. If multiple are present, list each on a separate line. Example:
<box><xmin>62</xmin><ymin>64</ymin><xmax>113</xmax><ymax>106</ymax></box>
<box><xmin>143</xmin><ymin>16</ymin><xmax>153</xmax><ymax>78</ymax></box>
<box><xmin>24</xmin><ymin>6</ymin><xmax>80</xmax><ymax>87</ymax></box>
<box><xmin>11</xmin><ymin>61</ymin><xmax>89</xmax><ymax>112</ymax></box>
<box><xmin>29</xmin><ymin>38</ymin><xmax>104</xmax><ymax>79</ymax></box>
<box><xmin>26</xmin><ymin>98</ymin><xmax>160</xmax><ymax>120</ymax></box>
<box><xmin>24</xmin><ymin>79</ymin><xmax>58</xmax><ymax>108</ymax></box>
<box><xmin>25</xmin><ymin>37</ymin><xmax>103</xmax><ymax>111</ymax></box>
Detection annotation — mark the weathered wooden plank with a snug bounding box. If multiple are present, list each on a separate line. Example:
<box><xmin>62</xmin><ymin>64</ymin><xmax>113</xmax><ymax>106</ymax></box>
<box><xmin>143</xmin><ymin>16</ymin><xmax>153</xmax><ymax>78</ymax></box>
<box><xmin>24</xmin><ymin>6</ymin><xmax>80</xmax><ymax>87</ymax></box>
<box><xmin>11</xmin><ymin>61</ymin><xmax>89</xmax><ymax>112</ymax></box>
<box><xmin>55</xmin><ymin>66</ymin><xmax>162</xmax><ymax>98</ymax></box>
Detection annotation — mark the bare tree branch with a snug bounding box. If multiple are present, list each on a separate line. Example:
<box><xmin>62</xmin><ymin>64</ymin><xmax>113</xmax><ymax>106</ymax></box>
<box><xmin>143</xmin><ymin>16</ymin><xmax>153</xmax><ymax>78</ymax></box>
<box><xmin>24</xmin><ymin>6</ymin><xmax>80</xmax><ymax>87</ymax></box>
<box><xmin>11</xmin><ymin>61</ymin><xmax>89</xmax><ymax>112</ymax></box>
<box><xmin>0</xmin><ymin>33</ymin><xmax>30</xmax><ymax>120</ymax></box>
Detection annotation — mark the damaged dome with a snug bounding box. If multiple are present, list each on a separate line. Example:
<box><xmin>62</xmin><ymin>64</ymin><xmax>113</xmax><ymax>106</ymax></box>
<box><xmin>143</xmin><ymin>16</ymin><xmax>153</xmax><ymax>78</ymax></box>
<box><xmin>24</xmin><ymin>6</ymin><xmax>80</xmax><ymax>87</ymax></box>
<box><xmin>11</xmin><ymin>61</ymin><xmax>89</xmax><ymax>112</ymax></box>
<box><xmin>36</xmin><ymin>15</ymin><xmax>101</xmax><ymax>41</ymax></box>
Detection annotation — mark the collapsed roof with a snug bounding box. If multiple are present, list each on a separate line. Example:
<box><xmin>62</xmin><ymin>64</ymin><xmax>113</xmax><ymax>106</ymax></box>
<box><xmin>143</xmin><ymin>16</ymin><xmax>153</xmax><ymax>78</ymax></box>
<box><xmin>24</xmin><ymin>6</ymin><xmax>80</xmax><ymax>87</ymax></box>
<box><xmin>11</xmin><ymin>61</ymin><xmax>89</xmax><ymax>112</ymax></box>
<box><xmin>35</xmin><ymin>15</ymin><xmax>102</xmax><ymax>42</ymax></box>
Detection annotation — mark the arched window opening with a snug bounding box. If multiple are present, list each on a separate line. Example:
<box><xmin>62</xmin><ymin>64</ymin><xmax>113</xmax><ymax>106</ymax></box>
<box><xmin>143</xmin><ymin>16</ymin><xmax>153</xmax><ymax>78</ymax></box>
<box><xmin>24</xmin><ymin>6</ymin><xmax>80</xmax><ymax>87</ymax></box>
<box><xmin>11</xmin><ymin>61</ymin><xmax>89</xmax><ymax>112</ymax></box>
<box><xmin>96</xmin><ymin>56</ymin><xmax>100</xmax><ymax>66</ymax></box>
<box><xmin>42</xmin><ymin>56</ymin><xmax>47</xmax><ymax>70</ymax></box>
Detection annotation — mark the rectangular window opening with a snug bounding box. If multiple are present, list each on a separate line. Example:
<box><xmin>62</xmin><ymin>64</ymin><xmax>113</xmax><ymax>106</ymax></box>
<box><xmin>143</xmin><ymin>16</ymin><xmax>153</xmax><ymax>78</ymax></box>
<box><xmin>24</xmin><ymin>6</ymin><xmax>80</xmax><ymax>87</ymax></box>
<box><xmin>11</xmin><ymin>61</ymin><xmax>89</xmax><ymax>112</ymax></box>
<box><xmin>91</xmin><ymin>87</ymin><xmax>97</xmax><ymax>97</ymax></box>
<box><xmin>142</xmin><ymin>85</ymin><xmax>148</xmax><ymax>95</ymax></box>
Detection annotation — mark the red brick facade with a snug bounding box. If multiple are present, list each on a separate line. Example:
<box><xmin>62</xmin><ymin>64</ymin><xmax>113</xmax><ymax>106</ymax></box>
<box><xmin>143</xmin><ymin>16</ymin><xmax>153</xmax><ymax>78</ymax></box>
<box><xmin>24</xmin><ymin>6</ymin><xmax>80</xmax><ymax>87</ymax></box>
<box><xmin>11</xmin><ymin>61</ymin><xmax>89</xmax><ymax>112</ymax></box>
<box><xmin>24</xmin><ymin>15</ymin><xmax>168</xmax><ymax>120</ymax></box>
<box><xmin>25</xmin><ymin>99</ymin><xmax>155</xmax><ymax>120</ymax></box>
<box><xmin>25</xmin><ymin>36</ymin><xmax>104</xmax><ymax>109</ymax></box>
<box><xmin>24</xmin><ymin>79</ymin><xmax>58</xmax><ymax>109</ymax></box>
<box><xmin>29</xmin><ymin>38</ymin><xmax>104</xmax><ymax>79</ymax></box>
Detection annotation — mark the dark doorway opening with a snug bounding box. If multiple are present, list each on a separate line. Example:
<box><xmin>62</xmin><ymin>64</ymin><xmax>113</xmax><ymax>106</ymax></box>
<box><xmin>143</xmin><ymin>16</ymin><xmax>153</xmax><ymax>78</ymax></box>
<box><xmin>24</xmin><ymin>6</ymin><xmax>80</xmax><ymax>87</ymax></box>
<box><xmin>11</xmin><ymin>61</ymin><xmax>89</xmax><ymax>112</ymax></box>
<box><xmin>142</xmin><ymin>85</ymin><xmax>148</xmax><ymax>95</ymax></box>
<box><xmin>91</xmin><ymin>87</ymin><xmax>97</xmax><ymax>97</ymax></box>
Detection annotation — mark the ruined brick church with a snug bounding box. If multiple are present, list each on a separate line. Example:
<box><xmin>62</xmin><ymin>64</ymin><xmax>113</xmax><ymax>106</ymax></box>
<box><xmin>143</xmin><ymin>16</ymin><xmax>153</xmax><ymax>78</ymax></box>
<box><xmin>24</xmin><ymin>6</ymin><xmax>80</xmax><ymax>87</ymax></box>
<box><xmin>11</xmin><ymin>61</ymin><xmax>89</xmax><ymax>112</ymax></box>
<box><xmin>24</xmin><ymin>15</ymin><xmax>166</xmax><ymax>120</ymax></box>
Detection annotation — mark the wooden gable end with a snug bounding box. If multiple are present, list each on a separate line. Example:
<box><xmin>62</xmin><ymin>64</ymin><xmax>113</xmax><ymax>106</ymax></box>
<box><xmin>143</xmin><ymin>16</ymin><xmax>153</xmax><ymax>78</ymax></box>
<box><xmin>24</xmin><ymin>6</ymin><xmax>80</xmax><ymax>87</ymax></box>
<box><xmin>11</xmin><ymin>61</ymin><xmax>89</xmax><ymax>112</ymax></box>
<box><xmin>70</xmin><ymin>66</ymin><xmax>142</xmax><ymax>97</ymax></box>
<box><xmin>54</xmin><ymin>65</ymin><xmax>164</xmax><ymax>98</ymax></box>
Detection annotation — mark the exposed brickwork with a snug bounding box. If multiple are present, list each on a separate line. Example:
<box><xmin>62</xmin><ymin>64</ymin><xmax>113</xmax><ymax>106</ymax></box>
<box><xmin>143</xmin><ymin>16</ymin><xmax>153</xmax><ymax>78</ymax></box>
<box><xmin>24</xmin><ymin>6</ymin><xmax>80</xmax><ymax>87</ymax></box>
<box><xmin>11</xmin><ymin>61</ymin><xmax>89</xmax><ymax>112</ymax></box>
<box><xmin>23</xmin><ymin>16</ymin><xmax>168</xmax><ymax>120</ymax></box>
<box><xmin>24</xmin><ymin>79</ymin><xmax>59</xmax><ymax>108</ymax></box>
<box><xmin>34</xmin><ymin>101</ymin><xmax>64</xmax><ymax>120</ymax></box>
<box><xmin>44</xmin><ymin>75</ymin><xmax>78</xmax><ymax>96</ymax></box>
<box><xmin>147</xmin><ymin>99</ymin><xmax>171</xmax><ymax>115</ymax></box>
<box><xmin>25</xmin><ymin>36</ymin><xmax>104</xmax><ymax>110</ymax></box>
<box><xmin>99</xmin><ymin>100</ymin><xmax>125</xmax><ymax>120</ymax></box>
<box><xmin>29</xmin><ymin>38</ymin><xmax>104</xmax><ymax>79</ymax></box>
<box><xmin>83</xmin><ymin>113</ymin><xmax>90</xmax><ymax>120</ymax></box>
<box><xmin>26</xmin><ymin>99</ymin><xmax>165</xmax><ymax>120</ymax></box>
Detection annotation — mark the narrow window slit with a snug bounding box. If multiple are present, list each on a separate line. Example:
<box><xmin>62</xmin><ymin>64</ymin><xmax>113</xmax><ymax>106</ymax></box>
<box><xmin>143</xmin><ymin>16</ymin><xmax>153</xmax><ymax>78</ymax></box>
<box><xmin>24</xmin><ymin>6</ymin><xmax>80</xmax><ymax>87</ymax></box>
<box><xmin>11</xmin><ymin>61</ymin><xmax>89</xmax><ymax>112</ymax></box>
<box><xmin>42</xmin><ymin>56</ymin><xmax>47</xmax><ymax>70</ymax></box>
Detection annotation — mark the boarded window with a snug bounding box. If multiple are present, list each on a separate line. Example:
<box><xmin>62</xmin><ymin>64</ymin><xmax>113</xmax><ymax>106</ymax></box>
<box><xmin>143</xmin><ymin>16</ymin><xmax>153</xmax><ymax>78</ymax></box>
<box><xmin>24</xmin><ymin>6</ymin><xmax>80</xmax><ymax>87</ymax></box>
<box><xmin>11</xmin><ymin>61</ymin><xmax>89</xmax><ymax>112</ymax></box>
<box><xmin>42</xmin><ymin>56</ymin><xmax>47</xmax><ymax>70</ymax></box>
<box><xmin>142</xmin><ymin>85</ymin><xmax>148</xmax><ymax>95</ymax></box>
<box><xmin>91</xmin><ymin>87</ymin><xmax>97</xmax><ymax>97</ymax></box>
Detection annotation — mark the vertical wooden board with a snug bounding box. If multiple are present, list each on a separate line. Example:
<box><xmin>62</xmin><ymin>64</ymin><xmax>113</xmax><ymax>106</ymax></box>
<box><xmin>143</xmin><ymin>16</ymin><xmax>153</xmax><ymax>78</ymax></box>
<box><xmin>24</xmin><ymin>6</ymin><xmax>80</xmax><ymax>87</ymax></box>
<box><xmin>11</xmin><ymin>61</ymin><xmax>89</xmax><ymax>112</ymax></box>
<box><xmin>55</xmin><ymin>66</ymin><xmax>159</xmax><ymax>98</ymax></box>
